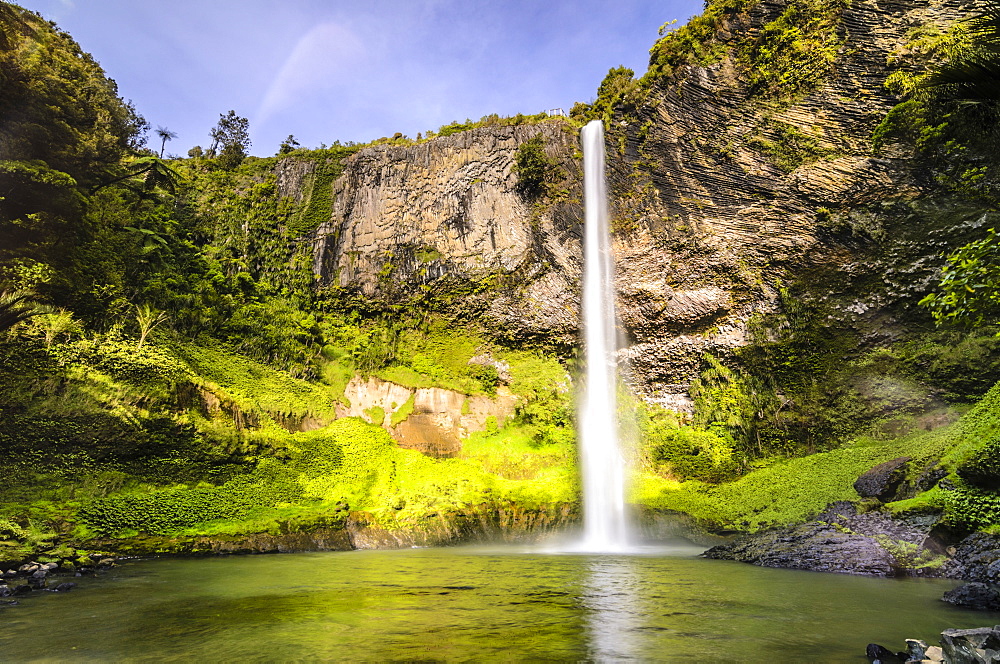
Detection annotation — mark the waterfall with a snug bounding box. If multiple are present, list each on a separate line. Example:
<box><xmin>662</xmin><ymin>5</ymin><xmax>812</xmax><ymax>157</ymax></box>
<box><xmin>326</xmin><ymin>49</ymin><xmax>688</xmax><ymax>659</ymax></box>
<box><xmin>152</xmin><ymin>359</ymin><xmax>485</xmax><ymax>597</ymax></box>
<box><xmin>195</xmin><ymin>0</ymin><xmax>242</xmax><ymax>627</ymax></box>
<box><xmin>578</xmin><ymin>119</ymin><xmax>630</xmax><ymax>552</ymax></box>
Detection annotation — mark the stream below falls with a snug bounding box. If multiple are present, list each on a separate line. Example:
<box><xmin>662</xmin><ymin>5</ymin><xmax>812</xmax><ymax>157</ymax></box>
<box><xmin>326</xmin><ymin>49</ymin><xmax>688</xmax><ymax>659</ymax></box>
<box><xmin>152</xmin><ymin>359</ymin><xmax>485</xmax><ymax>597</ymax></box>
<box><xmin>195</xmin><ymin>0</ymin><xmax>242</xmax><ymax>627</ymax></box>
<box><xmin>2</xmin><ymin>542</ymin><xmax>998</xmax><ymax>662</ymax></box>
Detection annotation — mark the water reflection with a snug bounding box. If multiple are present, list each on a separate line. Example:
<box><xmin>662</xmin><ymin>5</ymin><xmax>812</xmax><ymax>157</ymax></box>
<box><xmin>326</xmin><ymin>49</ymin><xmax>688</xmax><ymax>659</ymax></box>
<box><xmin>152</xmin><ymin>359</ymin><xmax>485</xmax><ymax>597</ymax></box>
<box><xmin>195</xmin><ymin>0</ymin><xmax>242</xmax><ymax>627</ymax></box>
<box><xmin>583</xmin><ymin>556</ymin><xmax>643</xmax><ymax>661</ymax></box>
<box><xmin>2</xmin><ymin>547</ymin><xmax>998</xmax><ymax>662</ymax></box>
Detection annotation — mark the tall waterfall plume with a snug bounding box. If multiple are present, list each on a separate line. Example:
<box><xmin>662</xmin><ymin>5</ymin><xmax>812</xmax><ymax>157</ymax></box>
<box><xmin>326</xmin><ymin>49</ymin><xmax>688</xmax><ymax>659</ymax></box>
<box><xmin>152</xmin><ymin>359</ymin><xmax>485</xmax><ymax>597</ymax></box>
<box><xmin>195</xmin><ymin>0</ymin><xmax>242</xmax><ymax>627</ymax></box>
<box><xmin>578</xmin><ymin>119</ymin><xmax>630</xmax><ymax>552</ymax></box>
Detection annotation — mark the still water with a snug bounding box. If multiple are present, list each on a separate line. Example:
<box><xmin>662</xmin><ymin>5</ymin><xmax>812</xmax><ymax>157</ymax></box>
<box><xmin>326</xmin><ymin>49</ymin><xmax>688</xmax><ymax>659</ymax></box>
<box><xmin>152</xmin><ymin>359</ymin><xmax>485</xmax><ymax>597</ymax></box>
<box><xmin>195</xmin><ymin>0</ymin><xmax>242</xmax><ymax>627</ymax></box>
<box><xmin>2</xmin><ymin>543</ymin><xmax>997</xmax><ymax>662</ymax></box>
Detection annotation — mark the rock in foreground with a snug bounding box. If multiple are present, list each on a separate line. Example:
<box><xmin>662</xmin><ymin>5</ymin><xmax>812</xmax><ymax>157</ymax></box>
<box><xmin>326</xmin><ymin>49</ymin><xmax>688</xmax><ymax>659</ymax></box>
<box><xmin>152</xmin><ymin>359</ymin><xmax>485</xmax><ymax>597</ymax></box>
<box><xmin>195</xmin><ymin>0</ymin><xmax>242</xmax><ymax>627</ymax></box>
<box><xmin>703</xmin><ymin>521</ymin><xmax>898</xmax><ymax>576</ymax></box>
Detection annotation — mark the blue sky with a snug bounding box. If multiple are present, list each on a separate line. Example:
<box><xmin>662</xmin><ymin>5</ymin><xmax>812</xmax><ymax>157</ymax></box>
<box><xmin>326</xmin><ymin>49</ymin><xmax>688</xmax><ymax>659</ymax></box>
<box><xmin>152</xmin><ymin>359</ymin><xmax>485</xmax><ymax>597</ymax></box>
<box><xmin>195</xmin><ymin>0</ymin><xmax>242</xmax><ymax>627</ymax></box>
<box><xmin>18</xmin><ymin>0</ymin><xmax>705</xmax><ymax>156</ymax></box>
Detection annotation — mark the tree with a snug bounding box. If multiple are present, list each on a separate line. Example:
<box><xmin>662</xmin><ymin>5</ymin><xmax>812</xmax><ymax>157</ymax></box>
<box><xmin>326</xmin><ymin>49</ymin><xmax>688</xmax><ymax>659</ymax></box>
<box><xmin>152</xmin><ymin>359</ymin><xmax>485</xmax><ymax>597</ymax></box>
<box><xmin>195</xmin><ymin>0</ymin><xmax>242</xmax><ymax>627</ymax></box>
<box><xmin>155</xmin><ymin>126</ymin><xmax>177</xmax><ymax>158</ymax></box>
<box><xmin>279</xmin><ymin>135</ymin><xmax>300</xmax><ymax>154</ymax></box>
<box><xmin>134</xmin><ymin>303</ymin><xmax>168</xmax><ymax>349</ymax></box>
<box><xmin>209</xmin><ymin>110</ymin><xmax>251</xmax><ymax>169</ymax></box>
<box><xmin>920</xmin><ymin>228</ymin><xmax>1000</xmax><ymax>328</ymax></box>
<box><xmin>918</xmin><ymin>2</ymin><xmax>1000</xmax><ymax>103</ymax></box>
<box><xmin>91</xmin><ymin>155</ymin><xmax>182</xmax><ymax>196</ymax></box>
<box><xmin>513</xmin><ymin>136</ymin><xmax>554</xmax><ymax>198</ymax></box>
<box><xmin>0</xmin><ymin>291</ymin><xmax>41</xmax><ymax>333</ymax></box>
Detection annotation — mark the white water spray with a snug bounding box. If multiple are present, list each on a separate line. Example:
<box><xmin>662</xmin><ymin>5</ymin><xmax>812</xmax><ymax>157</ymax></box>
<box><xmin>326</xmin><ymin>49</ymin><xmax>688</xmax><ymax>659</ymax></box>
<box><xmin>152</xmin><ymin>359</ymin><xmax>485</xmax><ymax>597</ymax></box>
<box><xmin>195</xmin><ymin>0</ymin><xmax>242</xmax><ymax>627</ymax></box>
<box><xmin>577</xmin><ymin>119</ymin><xmax>630</xmax><ymax>552</ymax></box>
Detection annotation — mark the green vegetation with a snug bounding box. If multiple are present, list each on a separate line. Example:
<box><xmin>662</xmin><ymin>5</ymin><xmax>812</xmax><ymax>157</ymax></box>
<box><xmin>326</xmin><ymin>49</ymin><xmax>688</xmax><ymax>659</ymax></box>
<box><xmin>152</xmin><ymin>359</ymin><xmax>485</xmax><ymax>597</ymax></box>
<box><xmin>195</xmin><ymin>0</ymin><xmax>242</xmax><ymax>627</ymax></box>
<box><xmin>640</xmin><ymin>0</ymin><xmax>847</xmax><ymax>101</ymax></box>
<box><xmin>513</xmin><ymin>136</ymin><xmax>558</xmax><ymax>199</ymax></box>
<box><xmin>8</xmin><ymin>0</ymin><xmax>1000</xmax><ymax>570</ymax></box>
<box><xmin>920</xmin><ymin>228</ymin><xmax>1000</xmax><ymax>329</ymax></box>
<box><xmin>748</xmin><ymin>122</ymin><xmax>837</xmax><ymax>173</ymax></box>
<box><xmin>740</xmin><ymin>0</ymin><xmax>848</xmax><ymax>98</ymax></box>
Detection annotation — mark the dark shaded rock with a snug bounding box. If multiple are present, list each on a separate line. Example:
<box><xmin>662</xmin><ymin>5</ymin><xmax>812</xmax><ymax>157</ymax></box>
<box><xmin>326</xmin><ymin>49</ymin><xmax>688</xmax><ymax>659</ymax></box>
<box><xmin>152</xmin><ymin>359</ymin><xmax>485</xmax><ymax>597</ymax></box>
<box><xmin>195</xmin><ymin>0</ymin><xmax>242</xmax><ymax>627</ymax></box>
<box><xmin>51</xmin><ymin>582</ymin><xmax>76</xmax><ymax>593</ymax></box>
<box><xmin>11</xmin><ymin>584</ymin><xmax>31</xmax><ymax>596</ymax></box>
<box><xmin>0</xmin><ymin>584</ymin><xmax>10</xmax><ymax>598</ymax></box>
<box><xmin>865</xmin><ymin>642</ymin><xmax>906</xmax><ymax>663</ymax></box>
<box><xmin>703</xmin><ymin>522</ymin><xmax>897</xmax><ymax>576</ymax></box>
<box><xmin>854</xmin><ymin>457</ymin><xmax>910</xmax><ymax>501</ymax></box>
<box><xmin>941</xmin><ymin>627</ymin><xmax>1000</xmax><ymax>664</ymax></box>
<box><xmin>815</xmin><ymin>501</ymin><xmax>858</xmax><ymax>523</ymax></box>
<box><xmin>841</xmin><ymin>511</ymin><xmax>928</xmax><ymax>547</ymax></box>
<box><xmin>913</xmin><ymin>466</ymin><xmax>948</xmax><ymax>494</ymax></box>
<box><xmin>941</xmin><ymin>533</ymin><xmax>1000</xmax><ymax>582</ymax></box>
<box><xmin>904</xmin><ymin>638</ymin><xmax>929</xmax><ymax>661</ymax></box>
<box><xmin>28</xmin><ymin>570</ymin><xmax>47</xmax><ymax>589</ymax></box>
<box><xmin>942</xmin><ymin>583</ymin><xmax>1000</xmax><ymax>611</ymax></box>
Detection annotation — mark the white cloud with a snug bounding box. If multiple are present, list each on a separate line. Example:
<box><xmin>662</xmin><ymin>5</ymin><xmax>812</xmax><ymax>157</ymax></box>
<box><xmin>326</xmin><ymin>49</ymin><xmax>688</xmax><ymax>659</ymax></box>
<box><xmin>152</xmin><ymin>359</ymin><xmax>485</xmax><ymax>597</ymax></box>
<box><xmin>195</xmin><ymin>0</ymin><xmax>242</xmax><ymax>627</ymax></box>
<box><xmin>255</xmin><ymin>22</ymin><xmax>364</xmax><ymax>128</ymax></box>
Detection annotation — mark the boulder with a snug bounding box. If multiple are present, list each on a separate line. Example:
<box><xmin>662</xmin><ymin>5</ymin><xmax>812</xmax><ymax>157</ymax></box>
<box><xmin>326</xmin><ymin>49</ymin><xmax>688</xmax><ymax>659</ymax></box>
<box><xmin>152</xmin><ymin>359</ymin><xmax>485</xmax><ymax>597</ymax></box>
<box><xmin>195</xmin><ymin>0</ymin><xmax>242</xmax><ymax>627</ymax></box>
<box><xmin>703</xmin><ymin>522</ymin><xmax>897</xmax><ymax>576</ymax></box>
<box><xmin>943</xmin><ymin>583</ymin><xmax>1000</xmax><ymax>611</ymax></box>
<box><xmin>941</xmin><ymin>533</ymin><xmax>1000</xmax><ymax>582</ymax></box>
<box><xmin>854</xmin><ymin>457</ymin><xmax>910</xmax><ymax>501</ymax></box>
<box><xmin>941</xmin><ymin>627</ymin><xmax>1000</xmax><ymax>664</ymax></box>
<box><xmin>51</xmin><ymin>582</ymin><xmax>76</xmax><ymax>593</ymax></box>
<box><xmin>865</xmin><ymin>642</ymin><xmax>906</xmax><ymax>662</ymax></box>
<box><xmin>904</xmin><ymin>639</ymin><xmax>929</xmax><ymax>661</ymax></box>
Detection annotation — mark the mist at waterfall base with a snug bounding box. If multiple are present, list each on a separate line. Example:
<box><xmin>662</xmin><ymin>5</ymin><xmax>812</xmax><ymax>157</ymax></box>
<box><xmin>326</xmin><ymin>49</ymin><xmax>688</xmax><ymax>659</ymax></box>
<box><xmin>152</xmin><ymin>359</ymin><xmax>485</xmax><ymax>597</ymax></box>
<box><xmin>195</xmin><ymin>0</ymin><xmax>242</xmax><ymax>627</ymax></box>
<box><xmin>573</xmin><ymin>119</ymin><xmax>631</xmax><ymax>552</ymax></box>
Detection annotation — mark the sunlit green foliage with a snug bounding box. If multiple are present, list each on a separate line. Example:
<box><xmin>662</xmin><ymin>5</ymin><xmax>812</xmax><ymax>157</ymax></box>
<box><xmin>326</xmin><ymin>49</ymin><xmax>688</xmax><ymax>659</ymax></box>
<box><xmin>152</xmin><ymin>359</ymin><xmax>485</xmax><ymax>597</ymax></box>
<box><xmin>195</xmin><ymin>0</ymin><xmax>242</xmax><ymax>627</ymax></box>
<box><xmin>513</xmin><ymin>136</ymin><xmax>556</xmax><ymax>199</ymax></box>
<box><xmin>643</xmin><ymin>1</ymin><xmax>751</xmax><ymax>82</ymax></box>
<box><xmin>920</xmin><ymin>228</ymin><xmax>1000</xmax><ymax>329</ymax></box>
<box><xmin>741</xmin><ymin>0</ymin><xmax>848</xmax><ymax>98</ymax></box>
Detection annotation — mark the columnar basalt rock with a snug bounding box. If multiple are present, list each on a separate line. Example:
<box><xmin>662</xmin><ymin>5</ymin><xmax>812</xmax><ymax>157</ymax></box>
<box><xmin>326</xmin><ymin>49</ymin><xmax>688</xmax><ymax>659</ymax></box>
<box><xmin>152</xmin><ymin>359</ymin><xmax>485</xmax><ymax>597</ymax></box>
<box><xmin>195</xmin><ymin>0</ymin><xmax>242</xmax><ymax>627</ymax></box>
<box><xmin>311</xmin><ymin>122</ymin><xmax>583</xmax><ymax>342</ymax></box>
<box><xmin>601</xmin><ymin>0</ymin><xmax>979</xmax><ymax>404</ymax></box>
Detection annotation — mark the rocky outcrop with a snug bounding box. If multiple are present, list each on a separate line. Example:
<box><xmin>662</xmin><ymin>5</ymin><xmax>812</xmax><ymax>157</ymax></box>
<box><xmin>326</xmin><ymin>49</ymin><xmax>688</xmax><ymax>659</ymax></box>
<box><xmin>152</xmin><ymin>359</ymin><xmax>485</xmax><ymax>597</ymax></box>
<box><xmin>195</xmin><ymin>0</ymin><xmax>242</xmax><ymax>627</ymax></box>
<box><xmin>854</xmin><ymin>457</ymin><xmax>911</xmax><ymax>501</ymax></box>
<box><xmin>872</xmin><ymin>628</ymin><xmax>1000</xmax><ymax>664</ymax></box>
<box><xmin>346</xmin><ymin>503</ymin><xmax>577</xmax><ymax>549</ymax></box>
<box><xmin>943</xmin><ymin>583</ymin><xmax>1000</xmax><ymax>611</ymax></box>
<box><xmin>703</xmin><ymin>521</ymin><xmax>899</xmax><ymax>576</ymax></box>
<box><xmin>702</xmin><ymin>507</ymin><xmax>944</xmax><ymax>577</ymax></box>
<box><xmin>87</xmin><ymin>504</ymin><xmax>577</xmax><ymax>557</ymax></box>
<box><xmin>942</xmin><ymin>533</ymin><xmax>1000</xmax><ymax>584</ymax></box>
<box><xmin>337</xmin><ymin>375</ymin><xmax>518</xmax><ymax>457</ymax></box>
<box><xmin>294</xmin><ymin>0</ymin><xmax>984</xmax><ymax>409</ymax></box>
<box><xmin>311</xmin><ymin>122</ymin><xmax>583</xmax><ymax>341</ymax></box>
<box><xmin>605</xmin><ymin>0</ymin><xmax>980</xmax><ymax>402</ymax></box>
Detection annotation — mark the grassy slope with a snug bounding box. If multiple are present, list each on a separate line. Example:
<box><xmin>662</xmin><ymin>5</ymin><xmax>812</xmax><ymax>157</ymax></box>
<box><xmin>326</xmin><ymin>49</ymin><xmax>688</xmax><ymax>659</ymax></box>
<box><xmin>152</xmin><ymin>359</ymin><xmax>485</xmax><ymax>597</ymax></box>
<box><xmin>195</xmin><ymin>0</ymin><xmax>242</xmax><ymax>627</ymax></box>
<box><xmin>0</xmin><ymin>320</ymin><xmax>578</xmax><ymax>560</ymax></box>
<box><xmin>636</xmin><ymin>382</ymin><xmax>1000</xmax><ymax>532</ymax></box>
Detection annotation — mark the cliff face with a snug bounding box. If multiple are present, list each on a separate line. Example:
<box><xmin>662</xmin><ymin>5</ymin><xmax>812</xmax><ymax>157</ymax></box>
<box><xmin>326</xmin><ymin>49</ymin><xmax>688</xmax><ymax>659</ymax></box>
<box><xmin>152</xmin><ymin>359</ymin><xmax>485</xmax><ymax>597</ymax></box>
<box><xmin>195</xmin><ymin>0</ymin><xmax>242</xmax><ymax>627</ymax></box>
<box><xmin>301</xmin><ymin>123</ymin><xmax>584</xmax><ymax>342</ymax></box>
<box><xmin>603</xmin><ymin>0</ymin><xmax>985</xmax><ymax>407</ymax></box>
<box><xmin>281</xmin><ymin>0</ymin><xmax>983</xmax><ymax>413</ymax></box>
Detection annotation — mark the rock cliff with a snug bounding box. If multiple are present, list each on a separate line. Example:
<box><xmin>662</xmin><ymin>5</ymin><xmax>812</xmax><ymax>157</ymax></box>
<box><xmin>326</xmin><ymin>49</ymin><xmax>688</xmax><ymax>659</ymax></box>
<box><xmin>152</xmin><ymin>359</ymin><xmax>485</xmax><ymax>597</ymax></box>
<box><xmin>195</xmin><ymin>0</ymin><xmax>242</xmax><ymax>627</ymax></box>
<box><xmin>282</xmin><ymin>0</ymin><xmax>986</xmax><ymax>417</ymax></box>
<box><xmin>606</xmin><ymin>0</ymin><xmax>982</xmax><ymax>406</ymax></box>
<box><xmin>304</xmin><ymin>123</ymin><xmax>584</xmax><ymax>342</ymax></box>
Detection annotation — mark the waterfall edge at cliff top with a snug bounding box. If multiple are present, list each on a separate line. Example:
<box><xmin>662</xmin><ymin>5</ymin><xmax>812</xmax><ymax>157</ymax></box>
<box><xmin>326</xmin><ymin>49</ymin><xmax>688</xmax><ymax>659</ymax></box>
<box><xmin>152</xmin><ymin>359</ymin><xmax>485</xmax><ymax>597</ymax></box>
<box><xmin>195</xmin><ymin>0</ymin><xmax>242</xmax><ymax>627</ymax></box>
<box><xmin>573</xmin><ymin>119</ymin><xmax>631</xmax><ymax>553</ymax></box>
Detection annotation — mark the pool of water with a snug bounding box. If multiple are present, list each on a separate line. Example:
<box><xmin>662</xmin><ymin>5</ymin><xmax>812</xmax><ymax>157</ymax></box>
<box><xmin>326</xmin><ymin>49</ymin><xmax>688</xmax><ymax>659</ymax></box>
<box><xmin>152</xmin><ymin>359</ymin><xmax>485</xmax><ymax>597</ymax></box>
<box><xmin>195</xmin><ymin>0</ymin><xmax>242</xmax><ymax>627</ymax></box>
<box><xmin>1</xmin><ymin>541</ymin><xmax>996</xmax><ymax>662</ymax></box>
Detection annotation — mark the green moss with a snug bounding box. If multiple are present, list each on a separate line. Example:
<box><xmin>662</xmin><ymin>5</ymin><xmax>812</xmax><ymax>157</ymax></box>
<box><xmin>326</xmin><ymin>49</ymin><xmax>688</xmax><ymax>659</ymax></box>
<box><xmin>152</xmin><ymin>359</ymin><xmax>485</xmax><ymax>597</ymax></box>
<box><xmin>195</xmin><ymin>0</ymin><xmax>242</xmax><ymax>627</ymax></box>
<box><xmin>636</xmin><ymin>426</ymin><xmax>955</xmax><ymax>531</ymax></box>
<box><xmin>364</xmin><ymin>405</ymin><xmax>386</xmax><ymax>425</ymax></box>
<box><xmin>642</xmin><ymin>0</ymin><xmax>751</xmax><ymax>84</ymax></box>
<box><xmin>748</xmin><ymin>122</ymin><xmax>838</xmax><ymax>173</ymax></box>
<box><xmin>169</xmin><ymin>338</ymin><xmax>341</xmax><ymax>424</ymax></box>
<box><xmin>741</xmin><ymin>0</ymin><xmax>848</xmax><ymax>99</ymax></box>
<box><xmin>390</xmin><ymin>393</ymin><xmax>416</xmax><ymax>426</ymax></box>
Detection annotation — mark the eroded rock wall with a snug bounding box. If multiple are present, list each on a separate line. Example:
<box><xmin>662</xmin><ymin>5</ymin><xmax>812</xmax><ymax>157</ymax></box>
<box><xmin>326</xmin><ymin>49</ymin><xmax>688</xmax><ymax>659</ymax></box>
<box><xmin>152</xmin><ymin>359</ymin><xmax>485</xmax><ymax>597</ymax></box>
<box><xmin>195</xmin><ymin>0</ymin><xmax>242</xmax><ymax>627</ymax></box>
<box><xmin>291</xmin><ymin>0</ymin><xmax>983</xmax><ymax>412</ymax></box>
<box><xmin>607</xmin><ymin>0</ymin><xmax>982</xmax><ymax>406</ymax></box>
<box><xmin>310</xmin><ymin>122</ymin><xmax>584</xmax><ymax>342</ymax></box>
<box><xmin>337</xmin><ymin>376</ymin><xmax>518</xmax><ymax>457</ymax></box>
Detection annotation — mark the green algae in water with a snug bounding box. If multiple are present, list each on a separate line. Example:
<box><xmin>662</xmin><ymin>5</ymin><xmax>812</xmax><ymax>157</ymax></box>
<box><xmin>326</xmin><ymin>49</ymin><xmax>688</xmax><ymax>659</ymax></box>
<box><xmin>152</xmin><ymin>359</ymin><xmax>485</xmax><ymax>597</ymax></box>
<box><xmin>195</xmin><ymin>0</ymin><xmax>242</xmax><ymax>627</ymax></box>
<box><xmin>1</xmin><ymin>547</ymin><xmax>997</xmax><ymax>662</ymax></box>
